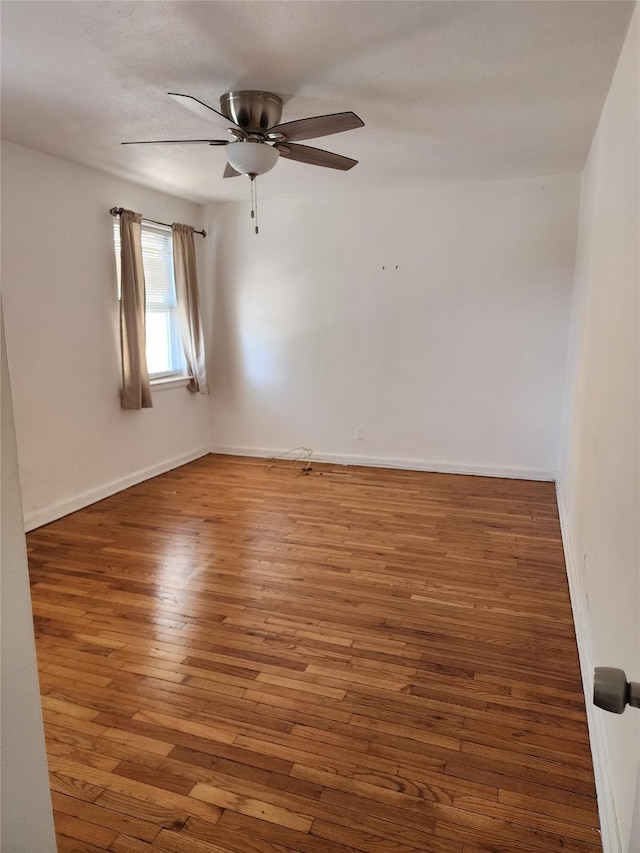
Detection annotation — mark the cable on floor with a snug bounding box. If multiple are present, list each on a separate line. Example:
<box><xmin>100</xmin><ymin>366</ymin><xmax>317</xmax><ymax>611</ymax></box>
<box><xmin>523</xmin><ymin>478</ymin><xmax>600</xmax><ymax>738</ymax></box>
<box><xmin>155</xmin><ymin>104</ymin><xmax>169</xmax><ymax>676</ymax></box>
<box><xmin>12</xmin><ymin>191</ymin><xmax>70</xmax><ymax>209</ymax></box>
<box><xmin>267</xmin><ymin>446</ymin><xmax>314</xmax><ymax>473</ymax></box>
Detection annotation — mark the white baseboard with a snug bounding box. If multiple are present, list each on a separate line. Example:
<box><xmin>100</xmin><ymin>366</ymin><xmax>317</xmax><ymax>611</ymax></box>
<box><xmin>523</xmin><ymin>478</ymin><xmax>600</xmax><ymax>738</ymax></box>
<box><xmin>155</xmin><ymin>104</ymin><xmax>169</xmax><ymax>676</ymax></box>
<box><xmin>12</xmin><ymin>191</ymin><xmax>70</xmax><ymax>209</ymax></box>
<box><xmin>24</xmin><ymin>447</ymin><xmax>210</xmax><ymax>532</ymax></box>
<box><xmin>25</xmin><ymin>444</ymin><xmax>553</xmax><ymax>532</ymax></box>
<box><xmin>210</xmin><ymin>444</ymin><xmax>555</xmax><ymax>482</ymax></box>
<box><xmin>556</xmin><ymin>481</ymin><xmax>621</xmax><ymax>853</ymax></box>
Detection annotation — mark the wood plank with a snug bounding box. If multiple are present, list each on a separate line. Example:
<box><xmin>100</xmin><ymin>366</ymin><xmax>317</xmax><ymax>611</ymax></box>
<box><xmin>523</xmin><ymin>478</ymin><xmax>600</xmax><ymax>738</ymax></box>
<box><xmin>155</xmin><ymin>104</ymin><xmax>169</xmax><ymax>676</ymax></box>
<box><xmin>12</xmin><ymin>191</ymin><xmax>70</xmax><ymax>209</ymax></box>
<box><xmin>52</xmin><ymin>812</ymin><xmax>118</xmax><ymax>849</ymax></box>
<box><xmin>190</xmin><ymin>783</ymin><xmax>314</xmax><ymax>832</ymax></box>
<box><xmin>51</xmin><ymin>792</ymin><xmax>161</xmax><ymax>842</ymax></box>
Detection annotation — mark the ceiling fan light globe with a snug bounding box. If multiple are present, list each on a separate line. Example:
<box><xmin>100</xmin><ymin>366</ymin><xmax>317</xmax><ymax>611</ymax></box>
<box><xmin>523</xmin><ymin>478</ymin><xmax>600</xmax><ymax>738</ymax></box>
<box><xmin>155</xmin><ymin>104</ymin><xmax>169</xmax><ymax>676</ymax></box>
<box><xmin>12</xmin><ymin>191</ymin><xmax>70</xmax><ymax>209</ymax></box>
<box><xmin>225</xmin><ymin>141</ymin><xmax>279</xmax><ymax>176</ymax></box>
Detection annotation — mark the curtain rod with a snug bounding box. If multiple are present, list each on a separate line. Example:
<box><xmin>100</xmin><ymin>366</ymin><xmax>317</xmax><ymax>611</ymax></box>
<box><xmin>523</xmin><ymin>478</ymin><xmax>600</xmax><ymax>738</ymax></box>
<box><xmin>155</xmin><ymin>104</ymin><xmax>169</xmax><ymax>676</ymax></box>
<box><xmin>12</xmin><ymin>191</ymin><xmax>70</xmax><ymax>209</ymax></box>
<box><xmin>110</xmin><ymin>207</ymin><xmax>206</xmax><ymax>237</ymax></box>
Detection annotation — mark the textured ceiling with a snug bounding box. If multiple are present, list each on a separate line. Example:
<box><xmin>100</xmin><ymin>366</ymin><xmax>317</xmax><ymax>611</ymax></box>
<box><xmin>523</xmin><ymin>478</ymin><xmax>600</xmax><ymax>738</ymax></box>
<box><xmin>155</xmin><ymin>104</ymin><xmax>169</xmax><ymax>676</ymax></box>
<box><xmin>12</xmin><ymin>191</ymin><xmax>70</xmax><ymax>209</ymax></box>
<box><xmin>1</xmin><ymin>1</ymin><xmax>635</xmax><ymax>202</ymax></box>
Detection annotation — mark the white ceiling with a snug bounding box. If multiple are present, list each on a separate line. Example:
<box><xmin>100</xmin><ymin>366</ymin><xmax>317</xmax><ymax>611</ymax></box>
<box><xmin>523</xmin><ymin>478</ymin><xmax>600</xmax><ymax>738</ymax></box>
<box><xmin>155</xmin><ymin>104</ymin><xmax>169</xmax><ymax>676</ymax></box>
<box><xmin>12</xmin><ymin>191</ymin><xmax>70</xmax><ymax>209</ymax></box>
<box><xmin>1</xmin><ymin>1</ymin><xmax>634</xmax><ymax>203</ymax></box>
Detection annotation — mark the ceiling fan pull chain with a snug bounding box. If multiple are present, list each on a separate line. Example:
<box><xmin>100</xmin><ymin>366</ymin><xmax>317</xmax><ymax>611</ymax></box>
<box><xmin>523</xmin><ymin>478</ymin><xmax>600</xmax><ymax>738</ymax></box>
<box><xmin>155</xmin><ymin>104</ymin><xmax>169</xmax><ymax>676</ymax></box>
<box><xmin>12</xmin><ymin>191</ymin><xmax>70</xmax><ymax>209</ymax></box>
<box><xmin>254</xmin><ymin>176</ymin><xmax>259</xmax><ymax>235</ymax></box>
<box><xmin>248</xmin><ymin>174</ymin><xmax>259</xmax><ymax>234</ymax></box>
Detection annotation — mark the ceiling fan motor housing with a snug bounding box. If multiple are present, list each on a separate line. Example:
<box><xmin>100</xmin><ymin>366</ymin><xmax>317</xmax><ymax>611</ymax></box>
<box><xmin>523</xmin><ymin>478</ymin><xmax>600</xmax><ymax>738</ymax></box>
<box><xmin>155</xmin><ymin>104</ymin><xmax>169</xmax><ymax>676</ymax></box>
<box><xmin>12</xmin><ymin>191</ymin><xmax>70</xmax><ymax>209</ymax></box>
<box><xmin>220</xmin><ymin>91</ymin><xmax>283</xmax><ymax>133</ymax></box>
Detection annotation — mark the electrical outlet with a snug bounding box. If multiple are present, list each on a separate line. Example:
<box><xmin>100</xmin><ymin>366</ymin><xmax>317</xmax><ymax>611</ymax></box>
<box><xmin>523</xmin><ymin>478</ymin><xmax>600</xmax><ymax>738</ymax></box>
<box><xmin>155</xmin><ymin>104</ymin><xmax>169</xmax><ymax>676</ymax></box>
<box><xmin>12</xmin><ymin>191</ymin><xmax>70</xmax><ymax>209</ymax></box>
<box><xmin>355</xmin><ymin>426</ymin><xmax>364</xmax><ymax>440</ymax></box>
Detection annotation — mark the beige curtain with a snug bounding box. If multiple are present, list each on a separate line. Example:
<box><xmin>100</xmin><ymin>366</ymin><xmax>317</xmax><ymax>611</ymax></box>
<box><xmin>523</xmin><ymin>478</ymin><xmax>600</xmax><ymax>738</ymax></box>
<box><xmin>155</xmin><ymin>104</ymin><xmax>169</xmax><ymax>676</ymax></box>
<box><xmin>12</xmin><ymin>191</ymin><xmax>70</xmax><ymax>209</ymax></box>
<box><xmin>119</xmin><ymin>210</ymin><xmax>152</xmax><ymax>409</ymax></box>
<box><xmin>172</xmin><ymin>223</ymin><xmax>209</xmax><ymax>394</ymax></box>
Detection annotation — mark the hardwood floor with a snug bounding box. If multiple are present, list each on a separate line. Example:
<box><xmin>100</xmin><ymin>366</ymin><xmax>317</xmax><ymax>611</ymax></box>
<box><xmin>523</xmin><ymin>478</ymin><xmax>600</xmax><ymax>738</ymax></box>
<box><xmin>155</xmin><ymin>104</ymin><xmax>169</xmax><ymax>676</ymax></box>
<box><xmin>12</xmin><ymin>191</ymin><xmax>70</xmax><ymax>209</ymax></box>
<box><xmin>27</xmin><ymin>454</ymin><xmax>601</xmax><ymax>853</ymax></box>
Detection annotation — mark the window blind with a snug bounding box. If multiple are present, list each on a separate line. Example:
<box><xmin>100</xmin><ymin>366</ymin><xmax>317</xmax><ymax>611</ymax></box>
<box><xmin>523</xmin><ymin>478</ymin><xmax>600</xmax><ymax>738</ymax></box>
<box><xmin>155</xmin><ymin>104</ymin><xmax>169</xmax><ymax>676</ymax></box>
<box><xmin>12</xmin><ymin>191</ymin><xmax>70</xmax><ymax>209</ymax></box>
<box><xmin>113</xmin><ymin>220</ymin><xmax>186</xmax><ymax>378</ymax></box>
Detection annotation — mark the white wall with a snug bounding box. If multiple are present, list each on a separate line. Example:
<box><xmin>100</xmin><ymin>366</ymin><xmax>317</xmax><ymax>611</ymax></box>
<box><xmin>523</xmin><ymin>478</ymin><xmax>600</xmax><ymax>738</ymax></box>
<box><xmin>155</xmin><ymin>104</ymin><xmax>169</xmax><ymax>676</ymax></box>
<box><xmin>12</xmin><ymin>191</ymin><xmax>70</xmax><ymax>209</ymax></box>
<box><xmin>1</xmin><ymin>143</ymin><xmax>215</xmax><ymax>529</ymax></box>
<box><xmin>1</xmin><ymin>308</ymin><xmax>57</xmax><ymax>851</ymax></box>
<box><xmin>558</xmin><ymin>8</ymin><xmax>639</xmax><ymax>851</ymax></box>
<box><xmin>208</xmin><ymin>174</ymin><xmax>580</xmax><ymax>479</ymax></box>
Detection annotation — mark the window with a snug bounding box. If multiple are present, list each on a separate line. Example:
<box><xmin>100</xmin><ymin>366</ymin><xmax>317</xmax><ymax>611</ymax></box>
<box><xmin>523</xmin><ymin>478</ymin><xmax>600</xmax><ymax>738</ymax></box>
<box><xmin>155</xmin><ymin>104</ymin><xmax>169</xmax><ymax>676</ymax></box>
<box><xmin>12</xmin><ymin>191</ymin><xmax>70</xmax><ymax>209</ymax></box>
<box><xmin>113</xmin><ymin>220</ymin><xmax>187</xmax><ymax>380</ymax></box>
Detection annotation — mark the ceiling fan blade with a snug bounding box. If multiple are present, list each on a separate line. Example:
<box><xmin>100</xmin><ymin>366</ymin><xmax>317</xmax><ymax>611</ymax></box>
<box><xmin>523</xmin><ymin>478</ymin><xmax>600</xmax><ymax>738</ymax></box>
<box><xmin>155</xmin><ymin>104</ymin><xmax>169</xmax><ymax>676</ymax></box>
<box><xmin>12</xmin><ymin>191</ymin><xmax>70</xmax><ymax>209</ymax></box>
<box><xmin>168</xmin><ymin>92</ymin><xmax>241</xmax><ymax>129</ymax></box>
<box><xmin>121</xmin><ymin>139</ymin><xmax>229</xmax><ymax>146</ymax></box>
<box><xmin>223</xmin><ymin>162</ymin><xmax>242</xmax><ymax>178</ymax></box>
<box><xmin>268</xmin><ymin>111</ymin><xmax>364</xmax><ymax>143</ymax></box>
<box><xmin>275</xmin><ymin>142</ymin><xmax>358</xmax><ymax>171</ymax></box>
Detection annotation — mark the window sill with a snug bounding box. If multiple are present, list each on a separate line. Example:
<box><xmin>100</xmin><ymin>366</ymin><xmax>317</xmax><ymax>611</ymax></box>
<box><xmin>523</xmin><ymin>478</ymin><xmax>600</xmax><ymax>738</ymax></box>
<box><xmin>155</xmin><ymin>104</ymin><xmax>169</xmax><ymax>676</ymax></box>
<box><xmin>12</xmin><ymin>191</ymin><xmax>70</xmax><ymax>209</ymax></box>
<box><xmin>150</xmin><ymin>375</ymin><xmax>191</xmax><ymax>391</ymax></box>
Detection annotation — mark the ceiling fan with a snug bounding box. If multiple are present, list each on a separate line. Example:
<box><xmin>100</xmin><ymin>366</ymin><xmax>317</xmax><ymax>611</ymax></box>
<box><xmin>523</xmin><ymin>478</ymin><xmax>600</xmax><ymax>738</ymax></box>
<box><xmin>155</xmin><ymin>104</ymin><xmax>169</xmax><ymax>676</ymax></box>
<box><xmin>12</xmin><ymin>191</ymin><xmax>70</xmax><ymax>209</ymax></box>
<box><xmin>123</xmin><ymin>90</ymin><xmax>365</xmax><ymax>179</ymax></box>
